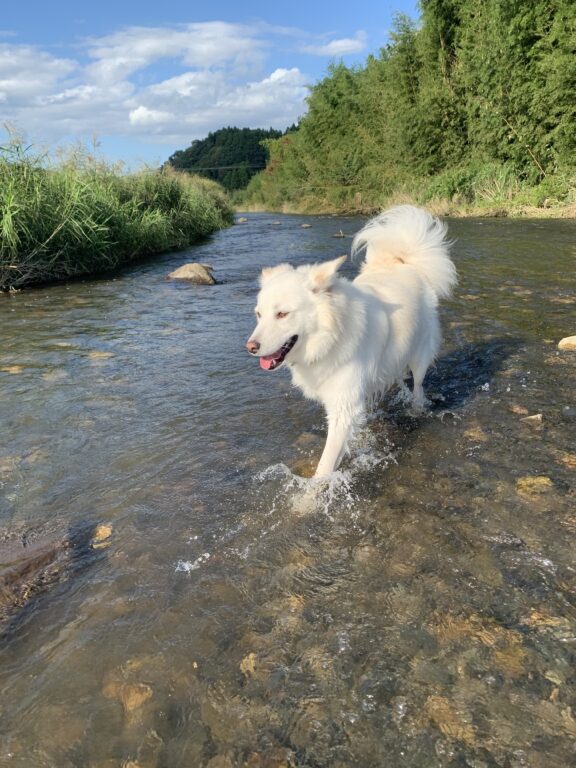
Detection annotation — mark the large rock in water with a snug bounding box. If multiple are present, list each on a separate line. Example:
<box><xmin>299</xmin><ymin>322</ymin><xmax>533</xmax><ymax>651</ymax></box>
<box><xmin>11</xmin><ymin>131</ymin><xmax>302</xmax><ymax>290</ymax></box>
<box><xmin>0</xmin><ymin>522</ymin><xmax>108</xmax><ymax>627</ymax></box>
<box><xmin>558</xmin><ymin>336</ymin><xmax>576</xmax><ymax>351</ymax></box>
<box><xmin>168</xmin><ymin>263</ymin><xmax>216</xmax><ymax>284</ymax></box>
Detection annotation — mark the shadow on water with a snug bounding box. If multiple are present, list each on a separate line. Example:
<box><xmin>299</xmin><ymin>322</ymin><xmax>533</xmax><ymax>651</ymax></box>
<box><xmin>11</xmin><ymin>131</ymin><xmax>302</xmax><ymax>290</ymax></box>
<box><xmin>0</xmin><ymin>520</ymin><xmax>106</xmax><ymax>640</ymax></box>
<box><xmin>427</xmin><ymin>337</ymin><xmax>525</xmax><ymax>411</ymax></box>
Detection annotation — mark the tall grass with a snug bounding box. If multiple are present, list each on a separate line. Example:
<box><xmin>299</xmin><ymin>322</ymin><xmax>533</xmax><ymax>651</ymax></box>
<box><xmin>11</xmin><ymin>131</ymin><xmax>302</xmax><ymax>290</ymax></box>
<box><xmin>0</xmin><ymin>141</ymin><xmax>233</xmax><ymax>290</ymax></box>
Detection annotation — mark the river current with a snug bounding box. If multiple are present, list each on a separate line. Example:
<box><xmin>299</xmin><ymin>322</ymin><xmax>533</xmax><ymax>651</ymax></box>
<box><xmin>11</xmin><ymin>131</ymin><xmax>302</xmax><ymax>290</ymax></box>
<box><xmin>0</xmin><ymin>213</ymin><xmax>575</xmax><ymax>767</ymax></box>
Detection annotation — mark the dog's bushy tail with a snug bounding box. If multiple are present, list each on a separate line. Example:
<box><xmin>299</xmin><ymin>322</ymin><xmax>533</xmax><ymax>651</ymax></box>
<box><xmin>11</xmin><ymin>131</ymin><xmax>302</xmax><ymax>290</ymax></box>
<box><xmin>352</xmin><ymin>205</ymin><xmax>457</xmax><ymax>300</ymax></box>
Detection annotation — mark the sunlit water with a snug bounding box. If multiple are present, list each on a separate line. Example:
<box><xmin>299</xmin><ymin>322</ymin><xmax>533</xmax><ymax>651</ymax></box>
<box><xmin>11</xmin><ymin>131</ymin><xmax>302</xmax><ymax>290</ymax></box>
<box><xmin>0</xmin><ymin>214</ymin><xmax>575</xmax><ymax>767</ymax></box>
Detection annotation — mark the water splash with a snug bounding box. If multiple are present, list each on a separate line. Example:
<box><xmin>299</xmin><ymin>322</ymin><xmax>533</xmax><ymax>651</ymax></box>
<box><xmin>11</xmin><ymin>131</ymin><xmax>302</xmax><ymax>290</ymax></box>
<box><xmin>175</xmin><ymin>553</ymin><xmax>211</xmax><ymax>573</ymax></box>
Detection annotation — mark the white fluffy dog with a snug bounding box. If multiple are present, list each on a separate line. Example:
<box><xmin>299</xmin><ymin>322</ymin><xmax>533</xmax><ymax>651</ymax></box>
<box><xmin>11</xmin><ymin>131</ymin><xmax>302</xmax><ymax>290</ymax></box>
<box><xmin>246</xmin><ymin>205</ymin><xmax>456</xmax><ymax>477</ymax></box>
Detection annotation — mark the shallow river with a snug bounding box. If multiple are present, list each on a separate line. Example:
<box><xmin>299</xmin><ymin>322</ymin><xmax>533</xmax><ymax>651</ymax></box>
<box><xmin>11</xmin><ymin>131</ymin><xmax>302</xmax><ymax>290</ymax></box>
<box><xmin>0</xmin><ymin>214</ymin><xmax>575</xmax><ymax>767</ymax></box>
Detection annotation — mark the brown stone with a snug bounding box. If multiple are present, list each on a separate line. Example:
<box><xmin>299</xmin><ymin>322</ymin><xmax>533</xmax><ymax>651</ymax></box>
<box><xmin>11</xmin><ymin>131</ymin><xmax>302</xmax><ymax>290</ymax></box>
<box><xmin>168</xmin><ymin>263</ymin><xmax>216</xmax><ymax>284</ymax></box>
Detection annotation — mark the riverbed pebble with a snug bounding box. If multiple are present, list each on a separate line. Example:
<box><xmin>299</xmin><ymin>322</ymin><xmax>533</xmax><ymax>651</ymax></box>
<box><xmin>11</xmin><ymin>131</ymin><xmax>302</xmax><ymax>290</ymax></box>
<box><xmin>0</xmin><ymin>365</ymin><xmax>23</xmax><ymax>374</ymax></box>
<box><xmin>515</xmin><ymin>476</ymin><xmax>553</xmax><ymax>497</ymax></box>
<box><xmin>520</xmin><ymin>413</ymin><xmax>543</xmax><ymax>425</ymax></box>
<box><xmin>102</xmin><ymin>681</ymin><xmax>153</xmax><ymax>713</ymax></box>
<box><xmin>92</xmin><ymin>523</ymin><xmax>113</xmax><ymax>549</ymax></box>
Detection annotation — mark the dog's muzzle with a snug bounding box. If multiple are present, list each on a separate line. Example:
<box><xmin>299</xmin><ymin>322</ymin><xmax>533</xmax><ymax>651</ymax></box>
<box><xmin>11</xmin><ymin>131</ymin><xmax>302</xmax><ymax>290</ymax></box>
<box><xmin>258</xmin><ymin>335</ymin><xmax>298</xmax><ymax>370</ymax></box>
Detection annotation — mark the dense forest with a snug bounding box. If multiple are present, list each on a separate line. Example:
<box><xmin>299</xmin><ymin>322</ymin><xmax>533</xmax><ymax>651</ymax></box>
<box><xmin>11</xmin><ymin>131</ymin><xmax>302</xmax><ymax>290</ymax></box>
<box><xmin>243</xmin><ymin>0</ymin><xmax>576</xmax><ymax>213</ymax></box>
<box><xmin>166</xmin><ymin>127</ymin><xmax>283</xmax><ymax>191</ymax></box>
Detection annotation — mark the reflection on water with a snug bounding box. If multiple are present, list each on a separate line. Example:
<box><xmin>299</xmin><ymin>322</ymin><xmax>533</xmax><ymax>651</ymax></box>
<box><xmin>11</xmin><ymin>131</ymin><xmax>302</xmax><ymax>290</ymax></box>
<box><xmin>0</xmin><ymin>214</ymin><xmax>575</xmax><ymax>767</ymax></box>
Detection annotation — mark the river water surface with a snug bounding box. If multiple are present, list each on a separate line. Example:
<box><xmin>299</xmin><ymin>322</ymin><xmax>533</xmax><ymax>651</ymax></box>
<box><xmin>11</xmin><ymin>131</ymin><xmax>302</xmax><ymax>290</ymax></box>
<box><xmin>1</xmin><ymin>214</ymin><xmax>575</xmax><ymax>767</ymax></box>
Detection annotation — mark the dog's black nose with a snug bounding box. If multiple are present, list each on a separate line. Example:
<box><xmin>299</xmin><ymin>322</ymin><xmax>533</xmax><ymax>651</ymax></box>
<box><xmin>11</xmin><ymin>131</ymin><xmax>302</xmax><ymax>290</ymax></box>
<box><xmin>246</xmin><ymin>340</ymin><xmax>260</xmax><ymax>354</ymax></box>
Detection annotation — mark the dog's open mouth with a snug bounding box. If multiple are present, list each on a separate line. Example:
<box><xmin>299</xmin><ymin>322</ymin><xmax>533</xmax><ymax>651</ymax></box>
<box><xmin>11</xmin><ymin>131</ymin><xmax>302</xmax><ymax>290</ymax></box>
<box><xmin>260</xmin><ymin>335</ymin><xmax>298</xmax><ymax>370</ymax></box>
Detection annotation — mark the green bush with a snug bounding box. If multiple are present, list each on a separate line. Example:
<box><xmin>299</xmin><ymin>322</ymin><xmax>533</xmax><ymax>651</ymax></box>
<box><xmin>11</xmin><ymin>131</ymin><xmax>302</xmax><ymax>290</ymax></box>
<box><xmin>0</xmin><ymin>141</ymin><xmax>233</xmax><ymax>290</ymax></box>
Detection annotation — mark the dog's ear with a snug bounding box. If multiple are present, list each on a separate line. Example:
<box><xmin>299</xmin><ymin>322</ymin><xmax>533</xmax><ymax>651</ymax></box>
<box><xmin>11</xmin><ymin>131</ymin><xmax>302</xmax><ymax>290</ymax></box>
<box><xmin>307</xmin><ymin>255</ymin><xmax>347</xmax><ymax>293</ymax></box>
<box><xmin>260</xmin><ymin>263</ymin><xmax>293</xmax><ymax>286</ymax></box>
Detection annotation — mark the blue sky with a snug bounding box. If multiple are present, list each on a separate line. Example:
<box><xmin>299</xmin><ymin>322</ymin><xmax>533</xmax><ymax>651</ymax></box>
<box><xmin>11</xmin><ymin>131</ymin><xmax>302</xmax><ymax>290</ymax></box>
<box><xmin>1</xmin><ymin>1</ymin><xmax>420</xmax><ymax>168</ymax></box>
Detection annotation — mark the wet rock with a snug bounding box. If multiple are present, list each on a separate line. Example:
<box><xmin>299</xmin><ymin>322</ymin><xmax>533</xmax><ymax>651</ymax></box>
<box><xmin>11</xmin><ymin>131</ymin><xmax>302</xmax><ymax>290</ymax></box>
<box><xmin>463</xmin><ymin>425</ymin><xmax>489</xmax><ymax>442</ymax></box>
<box><xmin>41</xmin><ymin>369</ymin><xmax>69</xmax><ymax>382</ymax></box>
<box><xmin>0</xmin><ymin>365</ymin><xmax>23</xmax><ymax>374</ymax></box>
<box><xmin>424</xmin><ymin>695</ymin><xmax>476</xmax><ymax>746</ymax></box>
<box><xmin>168</xmin><ymin>263</ymin><xmax>216</xmax><ymax>284</ymax></box>
<box><xmin>520</xmin><ymin>413</ymin><xmax>543</xmax><ymax>425</ymax></box>
<box><xmin>289</xmin><ymin>700</ymin><xmax>332</xmax><ymax>754</ymax></box>
<box><xmin>88</xmin><ymin>351</ymin><xmax>114</xmax><ymax>360</ymax></box>
<box><xmin>300</xmin><ymin>223</ymin><xmax>312</xmax><ymax>228</ymax></box>
<box><xmin>237</xmin><ymin>217</ymin><xmax>248</xmax><ymax>223</ymax></box>
<box><xmin>0</xmin><ymin>455</ymin><xmax>18</xmax><ymax>477</ymax></box>
<box><xmin>508</xmin><ymin>403</ymin><xmax>529</xmax><ymax>415</ymax></box>
<box><xmin>135</xmin><ymin>728</ymin><xmax>163</xmax><ymax>767</ymax></box>
<box><xmin>244</xmin><ymin>748</ymin><xmax>295</xmax><ymax>767</ymax></box>
<box><xmin>491</xmin><ymin>643</ymin><xmax>528</xmax><ymax>679</ymax></box>
<box><xmin>544</xmin><ymin>669</ymin><xmax>565</xmax><ymax>686</ymax></box>
<box><xmin>290</xmin><ymin>456</ymin><xmax>317</xmax><ymax>478</ymax></box>
<box><xmin>559</xmin><ymin>453</ymin><xmax>576</xmax><ymax>470</ymax></box>
<box><xmin>0</xmin><ymin>532</ymin><xmax>73</xmax><ymax>621</ymax></box>
<box><xmin>558</xmin><ymin>336</ymin><xmax>576</xmax><ymax>351</ymax></box>
<box><xmin>92</xmin><ymin>523</ymin><xmax>113</xmax><ymax>549</ymax></box>
<box><xmin>206</xmin><ymin>754</ymin><xmax>235</xmax><ymax>768</ymax></box>
<box><xmin>515</xmin><ymin>476</ymin><xmax>553</xmax><ymax>497</ymax></box>
<box><xmin>102</xmin><ymin>681</ymin><xmax>153</xmax><ymax>714</ymax></box>
<box><xmin>520</xmin><ymin>610</ymin><xmax>575</xmax><ymax>642</ymax></box>
<box><xmin>240</xmin><ymin>652</ymin><xmax>258</xmax><ymax>677</ymax></box>
<box><xmin>353</xmin><ymin>544</ymin><xmax>380</xmax><ymax>565</ymax></box>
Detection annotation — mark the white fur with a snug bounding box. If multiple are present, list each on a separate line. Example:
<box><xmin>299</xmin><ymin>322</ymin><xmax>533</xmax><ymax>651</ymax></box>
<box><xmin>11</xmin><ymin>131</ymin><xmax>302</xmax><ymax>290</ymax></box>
<box><xmin>247</xmin><ymin>205</ymin><xmax>457</xmax><ymax>477</ymax></box>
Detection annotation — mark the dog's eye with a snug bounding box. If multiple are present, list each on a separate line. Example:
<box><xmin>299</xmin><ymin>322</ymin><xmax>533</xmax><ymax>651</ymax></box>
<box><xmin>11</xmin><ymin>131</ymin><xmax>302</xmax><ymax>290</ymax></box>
<box><xmin>276</xmin><ymin>311</ymin><xmax>289</xmax><ymax>319</ymax></box>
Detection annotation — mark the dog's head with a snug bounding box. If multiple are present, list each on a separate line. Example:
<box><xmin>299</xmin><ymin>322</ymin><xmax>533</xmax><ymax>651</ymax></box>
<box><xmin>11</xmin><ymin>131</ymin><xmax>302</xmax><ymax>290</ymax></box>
<box><xmin>246</xmin><ymin>255</ymin><xmax>347</xmax><ymax>371</ymax></box>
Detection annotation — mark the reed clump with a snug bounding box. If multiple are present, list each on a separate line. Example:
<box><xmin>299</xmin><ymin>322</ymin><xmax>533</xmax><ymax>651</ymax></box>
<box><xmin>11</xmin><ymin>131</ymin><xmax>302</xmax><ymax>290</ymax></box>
<box><xmin>0</xmin><ymin>140</ymin><xmax>233</xmax><ymax>290</ymax></box>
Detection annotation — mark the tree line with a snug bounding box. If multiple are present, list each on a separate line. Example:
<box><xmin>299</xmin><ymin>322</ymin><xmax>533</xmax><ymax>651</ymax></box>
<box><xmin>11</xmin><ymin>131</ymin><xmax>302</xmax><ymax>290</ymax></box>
<box><xmin>243</xmin><ymin>0</ymin><xmax>575</xmax><ymax>212</ymax></box>
<box><xmin>166</xmin><ymin>127</ymin><xmax>285</xmax><ymax>192</ymax></box>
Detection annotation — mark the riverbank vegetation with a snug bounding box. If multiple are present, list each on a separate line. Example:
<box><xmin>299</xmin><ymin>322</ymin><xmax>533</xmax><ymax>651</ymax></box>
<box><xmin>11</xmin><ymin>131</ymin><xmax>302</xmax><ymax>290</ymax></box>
<box><xmin>241</xmin><ymin>0</ymin><xmax>576</xmax><ymax>216</ymax></box>
<box><xmin>0</xmin><ymin>141</ymin><xmax>233</xmax><ymax>291</ymax></box>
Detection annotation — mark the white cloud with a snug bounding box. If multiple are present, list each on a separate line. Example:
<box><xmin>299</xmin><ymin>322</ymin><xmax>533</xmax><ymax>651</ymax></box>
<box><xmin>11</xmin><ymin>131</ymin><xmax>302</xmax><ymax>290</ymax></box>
<box><xmin>301</xmin><ymin>31</ymin><xmax>367</xmax><ymax>57</ymax></box>
<box><xmin>0</xmin><ymin>21</ymin><xmax>367</xmax><ymax>159</ymax></box>
<box><xmin>0</xmin><ymin>44</ymin><xmax>76</xmax><ymax>104</ymax></box>
<box><xmin>129</xmin><ymin>105</ymin><xmax>174</xmax><ymax>127</ymax></box>
<box><xmin>85</xmin><ymin>22</ymin><xmax>267</xmax><ymax>84</ymax></box>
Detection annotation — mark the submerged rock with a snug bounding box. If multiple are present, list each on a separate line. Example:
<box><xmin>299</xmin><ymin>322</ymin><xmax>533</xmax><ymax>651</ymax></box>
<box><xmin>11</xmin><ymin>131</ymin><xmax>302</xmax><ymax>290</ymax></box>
<box><xmin>520</xmin><ymin>413</ymin><xmax>543</xmax><ymax>426</ymax></box>
<box><xmin>516</xmin><ymin>476</ymin><xmax>553</xmax><ymax>497</ymax></box>
<box><xmin>424</xmin><ymin>695</ymin><xmax>476</xmax><ymax>746</ymax></box>
<box><xmin>0</xmin><ymin>523</ymin><xmax>109</xmax><ymax>626</ymax></box>
<box><xmin>168</xmin><ymin>263</ymin><xmax>216</xmax><ymax>284</ymax></box>
<box><xmin>102</xmin><ymin>681</ymin><xmax>153</xmax><ymax>713</ymax></box>
<box><xmin>1</xmin><ymin>540</ymin><xmax>63</xmax><ymax>622</ymax></box>
<box><xmin>558</xmin><ymin>336</ymin><xmax>576</xmax><ymax>351</ymax></box>
<box><xmin>92</xmin><ymin>523</ymin><xmax>113</xmax><ymax>549</ymax></box>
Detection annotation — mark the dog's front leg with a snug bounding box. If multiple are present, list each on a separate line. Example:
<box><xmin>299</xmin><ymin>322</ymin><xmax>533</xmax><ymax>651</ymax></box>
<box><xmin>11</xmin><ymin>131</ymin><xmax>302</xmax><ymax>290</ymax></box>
<box><xmin>314</xmin><ymin>404</ymin><xmax>364</xmax><ymax>478</ymax></box>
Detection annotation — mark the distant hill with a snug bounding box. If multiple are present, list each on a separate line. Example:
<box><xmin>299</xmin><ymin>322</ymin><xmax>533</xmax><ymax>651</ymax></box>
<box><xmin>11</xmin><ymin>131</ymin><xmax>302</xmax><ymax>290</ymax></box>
<box><xmin>165</xmin><ymin>127</ymin><xmax>284</xmax><ymax>191</ymax></box>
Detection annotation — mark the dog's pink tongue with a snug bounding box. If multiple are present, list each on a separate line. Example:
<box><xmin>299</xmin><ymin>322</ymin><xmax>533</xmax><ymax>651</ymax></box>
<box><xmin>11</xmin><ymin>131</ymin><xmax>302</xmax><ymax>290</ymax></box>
<box><xmin>260</xmin><ymin>356</ymin><xmax>276</xmax><ymax>370</ymax></box>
